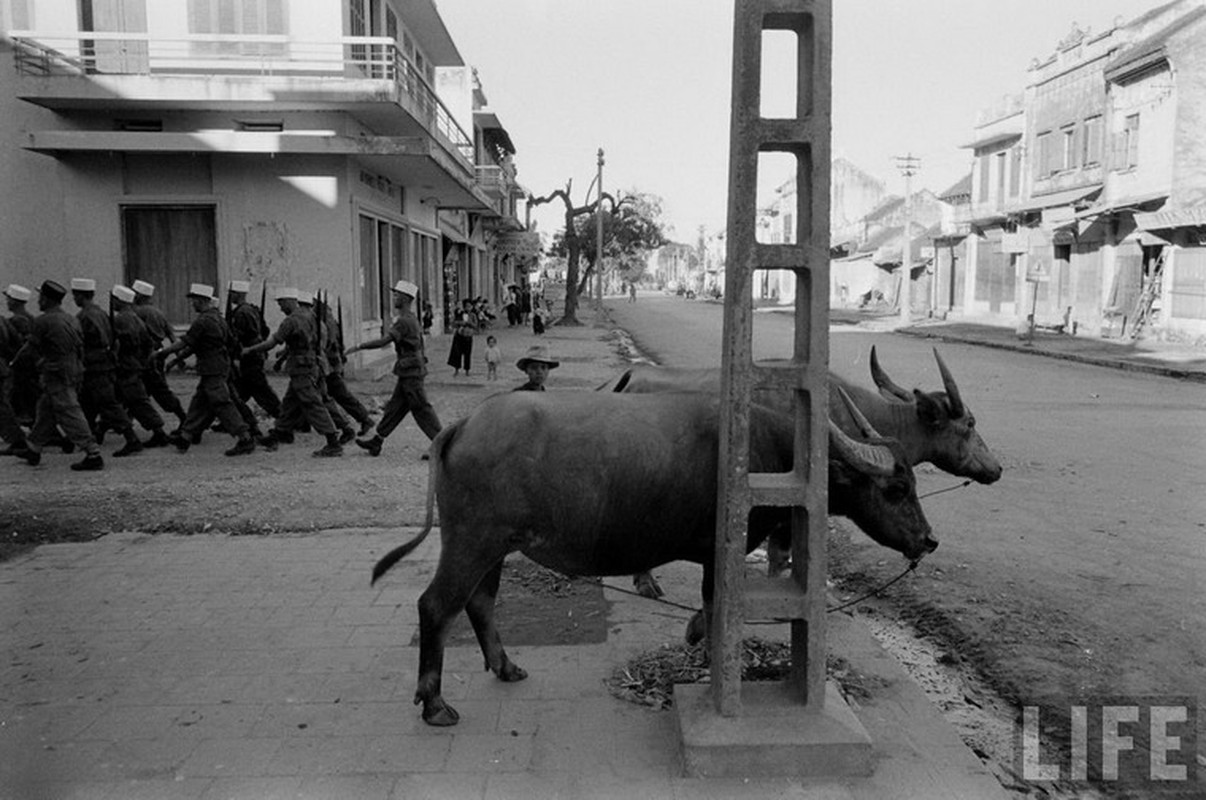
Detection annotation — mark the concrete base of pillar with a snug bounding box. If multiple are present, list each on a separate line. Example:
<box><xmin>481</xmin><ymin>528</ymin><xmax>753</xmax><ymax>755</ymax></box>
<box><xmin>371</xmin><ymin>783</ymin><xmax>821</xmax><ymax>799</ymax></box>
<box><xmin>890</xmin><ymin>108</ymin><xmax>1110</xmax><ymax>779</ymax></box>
<box><xmin>674</xmin><ymin>681</ymin><xmax>874</xmax><ymax>778</ymax></box>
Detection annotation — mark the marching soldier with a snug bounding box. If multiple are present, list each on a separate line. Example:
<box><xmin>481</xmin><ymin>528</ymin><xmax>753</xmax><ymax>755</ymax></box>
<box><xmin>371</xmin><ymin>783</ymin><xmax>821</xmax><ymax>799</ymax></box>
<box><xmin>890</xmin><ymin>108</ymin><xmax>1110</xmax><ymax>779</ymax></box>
<box><xmin>0</xmin><ymin>301</ymin><xmax>27</xmax><ymax>454</ymax></box>
<box><xmin>153</xmin><ymin>284</ymin><xmax>255</xmax><ymax>456</ymax></box>
<box><xmin>72</xmin><ymin>278</ymin><xmax>143</xmax><ymax>457</ymax></box>
<box><xmin>299</xmin><ymin>290</ymin><xmax>355</xmax><ymax>445</ymax></box>
<box><xmin>346</xmin><ymin>280</ymin><xmax>442</xmax><ymax>458</ymax></box>
<box><xmin>110</xmin><ymin>285</ymin><xmax>170</xmax><ymax>448</ymax></box>
<box><xmin>227</xmin><ymin>279</ymin><xmax>281</xmax><ymax>418</ymax></box>
<box><xmin>319</xmin><ymin>295</ymin><xmax>374</xmax><ymax>437</ymax></box>
<box><xmin>131</xmin><ymin>280</ymin><xmax>187</xmax><ymax>428</ymax></box>
<box><xmin>244</xmin><ymin>287</ymin><xmax>342</xmax><ymax>457</ymax></box>
<box><xmin>5</xmin><ymin>283</ymin><xmax>39</xmax><ymax>425</ymax></box>
<box><xmin>13</xmin><ymin>280</ymin><xmax>104</xmax><ymax>470</ymax></box>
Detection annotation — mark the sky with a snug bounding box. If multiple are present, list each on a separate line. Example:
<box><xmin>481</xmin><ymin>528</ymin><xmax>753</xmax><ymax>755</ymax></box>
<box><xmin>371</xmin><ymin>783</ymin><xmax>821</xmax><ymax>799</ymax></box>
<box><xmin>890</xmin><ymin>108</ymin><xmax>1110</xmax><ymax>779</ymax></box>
<box><xmin>434</xmin><ymin>0</ymin><xmax>1170</xmax><ymax>242</ymax></box>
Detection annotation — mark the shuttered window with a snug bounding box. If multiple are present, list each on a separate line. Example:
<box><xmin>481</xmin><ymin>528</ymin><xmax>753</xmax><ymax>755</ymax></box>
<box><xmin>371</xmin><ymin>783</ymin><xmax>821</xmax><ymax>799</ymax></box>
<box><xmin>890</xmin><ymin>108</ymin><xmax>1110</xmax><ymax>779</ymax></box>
<box><xmin>188</xmin><ymin>0</ymin><xmax>288</xmax><ymax>56</ymax></box>
<box><xmin>1171</xmin><ymin>247</ymin><xmax>1206</xmax><ymax>320</ymax></box>
<box><xmin>1082</xmin><ymin>115</ymin><xmax>1103</xmax><ymax>166</ymax></box>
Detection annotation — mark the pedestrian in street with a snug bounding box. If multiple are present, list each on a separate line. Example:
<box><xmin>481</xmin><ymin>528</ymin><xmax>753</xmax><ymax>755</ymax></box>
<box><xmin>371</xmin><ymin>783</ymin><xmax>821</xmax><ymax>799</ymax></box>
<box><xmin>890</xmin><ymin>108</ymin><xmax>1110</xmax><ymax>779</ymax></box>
<box><xmin>13</xmin><ymin>280</ymin><xmax>104</xmax><ymax>470</ymax></box>
<box><xmin>72</xmin><ymin>278</ymin><xmax>143</xmax><ymax>457</ymax></box>
<box><xmin>110</xmin><ymin>285</ymin><xmax>169</xmax><ymax>448</ymax></box>
<box><xmin>532</xmin><ymin>298</ymin><xmax>547</xmax><ymax>336</ymax></box>
<box><xmin>5</xmin><ymin>283</ymin><xmax>39</xmax><ymax>426</ymax></box>
<box><xmin>226</xmin><ymin>279</ymin><xmax>281</xmax><ymax>419</ymax></box>
<box><xmin>446</xmin><ymin>298</ymin><xmax>476</xmax><ymax>376</ymax></box>
<box><xmin>153</xmin><ymin>283</ymin><xmax>256</xmax><ymax>457</ymax></box>
<box><xmin>484</xmin><ymin>335</ymin><xmax>502</xmax><ymax>381</ymax></box>
<box><xmin>131</xmin><ymin>280</ymin><xmax>188</xmax><ymax>428</ymax></box>
<box><xmin>346</xmin><ymin>280</ymin><xmax>442</xmax><ymax>458</ymax></box>
<box><xmin>244</xmin><ymin>287</ymin><xmax>342</xmax><ymax>458</ymax></box>
<box><xmin>318</xmin><ymin>294</ymin><xmax>375</xmax><ymax>436</ymax></box>
<box><xmin>513</xmin><ymin>344</ymin><xmax>559</xmax><ymax>392</ymax></box>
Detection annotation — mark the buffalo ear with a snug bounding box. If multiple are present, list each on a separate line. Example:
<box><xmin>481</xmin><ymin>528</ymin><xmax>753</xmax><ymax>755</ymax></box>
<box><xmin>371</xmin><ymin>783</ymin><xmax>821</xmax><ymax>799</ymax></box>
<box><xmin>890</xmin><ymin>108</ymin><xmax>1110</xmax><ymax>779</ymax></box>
<box><xmin>913</xmin><ymin>389</ymin><xmax>947</xmax><ymax>428</ymax></box>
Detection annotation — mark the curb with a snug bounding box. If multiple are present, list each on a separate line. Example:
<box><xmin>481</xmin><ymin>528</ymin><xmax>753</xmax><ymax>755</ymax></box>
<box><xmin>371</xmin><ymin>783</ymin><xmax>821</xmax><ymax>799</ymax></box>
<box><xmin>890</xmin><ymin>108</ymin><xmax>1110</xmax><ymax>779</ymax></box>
<box><xmin>897</xmin><ymin>327</ymin><xmax>1206</xmax><ymax>383</ymax></box>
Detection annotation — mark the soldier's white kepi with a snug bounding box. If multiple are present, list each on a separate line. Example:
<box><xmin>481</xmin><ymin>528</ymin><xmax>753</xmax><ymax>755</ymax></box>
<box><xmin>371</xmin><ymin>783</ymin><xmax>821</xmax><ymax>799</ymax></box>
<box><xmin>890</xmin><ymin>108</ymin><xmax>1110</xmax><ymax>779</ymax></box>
<box><xmin>228</xmin><ymin>280</ymin><xmax>251</xmax><ymax>293</ymax></box>
<box><xmin>111</xmin><ymin>285</ymin><xmax>136</xmax><ymax>303</ymax></box>
<box><xmin>297</xmin><ymin>290</ymin><xmax>313</xmax><ymax>305</ymax></box>
<box><xmin>275</xmin><ymin>286</ymin><xmax>299</xmax><ymax>300</ymax></box>
<box><xmin>4</xmin><ymin>284</ymin><xmax>31</xmax><ymax>302</ymax></box>
<box><xmin>391</xmin><ymin>279</ymin><xmax>418</xmax><ymax>298</ymax></box>
<box><xmin>70</xmin><ymin>278</ymin><xmax>96</xmax><ymax>292</ymax></box>
<box><xmin>132</xmin><ymin>280</ymin><xmax>155</xmax><ymax>297</ymax></box>
<box><xmin>187</xmin><ymin>283</ymin><xmax>215</xmax><ymax>299</ymax></box>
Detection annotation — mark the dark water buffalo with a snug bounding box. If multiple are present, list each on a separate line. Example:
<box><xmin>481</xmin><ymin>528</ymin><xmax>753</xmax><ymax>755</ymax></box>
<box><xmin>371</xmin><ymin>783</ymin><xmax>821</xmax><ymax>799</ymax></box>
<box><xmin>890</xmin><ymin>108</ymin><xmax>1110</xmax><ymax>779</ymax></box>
<box><xmin>601</xmin><ymin>347</ymin><xmax>1002</xmax><ymax>485</ymax></box>
<box><xmin>602</xmin><ymin>348</ymin><xmax>1000</xmax><ymax>597</ymax></box>
<box><xmin>371</xmin><ymin>391</ymin><xmax>934</xmax><ymax>726</ymax></box>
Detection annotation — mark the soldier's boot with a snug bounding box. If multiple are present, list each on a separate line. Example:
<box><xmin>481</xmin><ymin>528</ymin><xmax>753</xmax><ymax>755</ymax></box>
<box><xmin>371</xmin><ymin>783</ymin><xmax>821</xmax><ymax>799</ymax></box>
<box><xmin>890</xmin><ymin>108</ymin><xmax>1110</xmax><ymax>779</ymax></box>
<box><xmin>355</xmin><ymin>434</ymin><xmax>383</xmax><ymax>457</ymax></box>
<box><xmin>256</xmin><ymin>431</ymin><xmax>279</xmax><ymax>452</ymax></box>
<box><xmin>0</xmin><ymin>440</ymin><xmax>30</xmax><ymax>456</ymax></box>
<box><xmin>143</xmin><ymin>429</ymin><xmax>171</xmax><ymax>448</ymax></box>
<box><xmin>357</xmin><ymin>417</ymin><xmax>376</xmax><ymax>437</ymax></box>
<box><xmin>225</xmin><ymin>435</ymin><xmax>256</xmax><ymax>457</ymax></box>
<box><xmin>338</xmin><ymin>426</ymin><xmax>356</xmax><ymax>445</ymax></box>
<box><xmin>70</xmin><ymin>453</ymin><xmax>104</xmax><ymax>472</ymax></box>
<box><xmin>17</xmin><ymin>448</ymin><xmax>41</xmax><ymax>466</ymax></box>
<box><xmin>113</xmin><ymin>430</ymin><xmax>144</xmax><ymax>458</ymax></box>
<box><xmin>166</xmin><ymin>431</ymin><xmax>191</xmax><ymax>452</ymax></box>
<box><xmin>312</xmin><ymin>432</ymin><xmax>343</xmax><ymax>458</ymax></box>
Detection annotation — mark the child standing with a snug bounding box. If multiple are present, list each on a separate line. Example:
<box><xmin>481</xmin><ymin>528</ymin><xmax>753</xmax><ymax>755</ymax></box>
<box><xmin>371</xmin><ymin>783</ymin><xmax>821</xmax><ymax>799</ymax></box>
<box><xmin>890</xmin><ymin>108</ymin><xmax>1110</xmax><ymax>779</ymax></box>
<box><xmin>484</xmin><ymin>335</ymin><xmax>502</xmax><ymax>381</ymax></box>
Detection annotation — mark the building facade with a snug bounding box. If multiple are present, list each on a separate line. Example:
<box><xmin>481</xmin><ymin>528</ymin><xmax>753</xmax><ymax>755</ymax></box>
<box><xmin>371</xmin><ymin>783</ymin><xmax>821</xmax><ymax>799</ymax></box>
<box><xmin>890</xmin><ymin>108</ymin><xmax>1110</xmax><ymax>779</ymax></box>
<box><xmin>960</xmin><ymin>2</ymin><xmax>1206</xmax><ymax>338</ymax></box>
<box><xmin>1</xmin><ymin>0</ymin><xmax>526</xmax><ymax>373</ymax></box>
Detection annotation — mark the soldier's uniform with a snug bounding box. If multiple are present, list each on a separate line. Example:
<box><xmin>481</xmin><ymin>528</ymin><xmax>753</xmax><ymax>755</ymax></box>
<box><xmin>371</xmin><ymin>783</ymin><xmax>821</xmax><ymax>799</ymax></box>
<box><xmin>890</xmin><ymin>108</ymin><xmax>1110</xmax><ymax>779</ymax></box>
<box><xmin>302</xmin><ymin>292</ymin><xmax>355</xmax><ymax>445</ymax></box>
<box><xmin>227</xmin><ymin>281</ymin><xmax>281</xmax><ymax>418</ymax></box>
<box><xmin>0</xmin><ymin>309</ymin><xmax>27</xmax><ymax>452</ymax></box>
<box><xmin>320</xmin><ymin>300</ymin><xmax>373</xmax><ymax>436</ymax></box>
<box><xmin>73</xmin><ymin>279</ymin><xmax>142</xmax><ymax>457</ymax></box>
<box><xmin>110</xmin><ymin>285</ymin><xmax>168</xmax><ymax>447</ymax></box>
<box><xmin>131</xmin><ymin>280</ymin><xmax>187</xmax><ymax>426</ymax></box>
<box><xmin>164</xmin><ymin>284</ymin><xmax>254</xmax><ymax>456</ymax></box>
<box><xmin>354</xmin><ymin>280</ymin><xmax>441</xmax><ymax>457</ymax></box>
<box><xmin>6</xmin><ymin>284</ymin><xmax>39</xmax><ymax>425</ymax></box>
<box><xmin>18</xmin><ymin>280</ymin><xmax>103</xmax><ymax>470</ymax></box>
<box><xmin>258</xmin><ymin>288</ymin><xmax>341</xmax><ymax>457</ymax></box>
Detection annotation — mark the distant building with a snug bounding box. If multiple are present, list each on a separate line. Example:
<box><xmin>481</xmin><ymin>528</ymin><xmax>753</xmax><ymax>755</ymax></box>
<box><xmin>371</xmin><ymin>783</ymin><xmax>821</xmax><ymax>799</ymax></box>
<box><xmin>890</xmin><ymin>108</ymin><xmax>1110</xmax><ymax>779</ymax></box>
<box><xmin>959</xmin><ymin>2</ymin><xmax>1206</xmax><ymax>338</ymax></box>
<box><xmin>1</xmin><ymin>0</ymin><xmax>527</xmax><ymax>372</ymax></box>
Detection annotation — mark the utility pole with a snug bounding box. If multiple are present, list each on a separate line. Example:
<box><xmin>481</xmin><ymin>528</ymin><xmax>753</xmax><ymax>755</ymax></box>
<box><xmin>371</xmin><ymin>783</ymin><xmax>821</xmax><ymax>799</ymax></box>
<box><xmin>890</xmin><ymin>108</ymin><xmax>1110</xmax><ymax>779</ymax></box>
<box><xmin>595</xmin><ymin>147</ymin><xmax>605</xmax><ymax>310</ymax></box>
<box><xmin>895</xmin><ymin>153</ymin><xmax>921</xmax><ymax>323</ymax></box>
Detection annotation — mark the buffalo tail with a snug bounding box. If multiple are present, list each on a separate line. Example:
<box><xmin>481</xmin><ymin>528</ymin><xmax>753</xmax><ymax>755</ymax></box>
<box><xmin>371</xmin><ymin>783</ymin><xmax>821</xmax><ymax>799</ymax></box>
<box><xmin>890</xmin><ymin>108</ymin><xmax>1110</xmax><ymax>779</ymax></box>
<box><xmin>369</xmin><ymin>420</ymin><xmax>460</xmax><ymax>585</ymax></box>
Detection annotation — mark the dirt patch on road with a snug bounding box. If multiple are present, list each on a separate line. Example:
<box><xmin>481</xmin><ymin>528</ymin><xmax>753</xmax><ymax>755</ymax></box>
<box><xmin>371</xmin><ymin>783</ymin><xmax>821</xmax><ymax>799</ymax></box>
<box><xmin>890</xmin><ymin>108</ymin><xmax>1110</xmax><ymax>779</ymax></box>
<box><xmin>414</xmin><ymin>556</ymin><xmax>610</xmax><ymax>648</ymax></box>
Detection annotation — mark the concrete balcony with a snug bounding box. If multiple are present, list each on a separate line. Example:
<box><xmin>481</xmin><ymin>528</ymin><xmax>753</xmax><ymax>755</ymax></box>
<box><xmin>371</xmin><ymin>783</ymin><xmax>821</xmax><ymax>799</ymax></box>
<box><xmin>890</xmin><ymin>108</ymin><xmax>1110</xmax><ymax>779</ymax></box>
<box><xmin>10</xmin><ymin>31</ymin><xmax>475</xmax><ymax>166</ymax></box>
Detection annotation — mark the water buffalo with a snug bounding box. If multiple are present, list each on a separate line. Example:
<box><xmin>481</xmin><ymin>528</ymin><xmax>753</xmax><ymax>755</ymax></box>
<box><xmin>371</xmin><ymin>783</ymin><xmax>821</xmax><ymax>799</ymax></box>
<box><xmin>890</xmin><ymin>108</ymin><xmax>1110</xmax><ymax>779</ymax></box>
<box><xmin>371</xmin><ymin>390</ymin><xmax>934</xmax><ymax>726</ymax></box>
<box><xmin>601</xmin><ymin>346</ymin><xmax>1002</xmax><ymax>485</ymax></box>
<box><xmin>602</xmin><ymin>348</ymin><xmax>999</xmax><ymax>597</ymax></box>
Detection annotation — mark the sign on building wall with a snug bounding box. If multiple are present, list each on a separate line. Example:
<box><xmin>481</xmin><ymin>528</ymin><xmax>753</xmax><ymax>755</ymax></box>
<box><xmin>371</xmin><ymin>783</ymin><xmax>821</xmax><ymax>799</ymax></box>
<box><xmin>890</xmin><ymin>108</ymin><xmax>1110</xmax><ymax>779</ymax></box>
<box><xmin>495</xmin><ymin>231</ymin><xmax>541</xmax><ymax>258</ymax></box>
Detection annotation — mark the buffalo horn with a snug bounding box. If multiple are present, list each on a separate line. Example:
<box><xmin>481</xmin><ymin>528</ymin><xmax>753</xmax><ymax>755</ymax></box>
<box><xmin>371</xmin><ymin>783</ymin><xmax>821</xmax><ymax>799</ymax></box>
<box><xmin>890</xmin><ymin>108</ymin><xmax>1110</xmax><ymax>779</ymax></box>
<box><xmin>869</xmin><ymin>345</ymin><xmax>913</xmax><ymax>402</ymax></box>
<box><xmin>836</xmin><ymin>386</ymin><xmax>881</xmax><ymax>440</ymax></box>
<box><xmin>828</xmin><ymin>418</ymin><xmax>895</xmax><ymax>477</ymax></box>
<box><xmin>932</xmin><ymin>348</ymin><xmax>965</xmax><ymax>417</ymax></box>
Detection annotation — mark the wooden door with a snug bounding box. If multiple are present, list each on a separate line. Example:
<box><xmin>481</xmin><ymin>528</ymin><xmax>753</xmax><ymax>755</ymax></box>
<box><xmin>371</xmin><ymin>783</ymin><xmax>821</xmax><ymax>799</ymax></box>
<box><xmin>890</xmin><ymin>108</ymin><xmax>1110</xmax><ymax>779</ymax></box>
<box><xmin>122</xmin><ymin>206</ymin><xmax>217</xmax><ymax>326</ymax></box>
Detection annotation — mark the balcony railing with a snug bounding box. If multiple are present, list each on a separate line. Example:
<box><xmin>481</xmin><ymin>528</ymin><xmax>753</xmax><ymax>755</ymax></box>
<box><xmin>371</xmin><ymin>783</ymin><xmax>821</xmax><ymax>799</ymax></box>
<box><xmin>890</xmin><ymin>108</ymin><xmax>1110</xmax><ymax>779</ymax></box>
<box><xmin>10</xmin><ymin>31</ymin><xmax>474</xmax><ymax>164</ymax></box>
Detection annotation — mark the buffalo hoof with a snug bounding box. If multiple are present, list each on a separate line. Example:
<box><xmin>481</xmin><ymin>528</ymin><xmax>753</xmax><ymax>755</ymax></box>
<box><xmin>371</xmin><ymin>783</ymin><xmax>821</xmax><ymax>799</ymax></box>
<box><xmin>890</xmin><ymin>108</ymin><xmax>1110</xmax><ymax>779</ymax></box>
<box><xmin>419</xmin><ymin>696</ymin><xmax>460</xmax><ymax>727</ymax></box>
<box><xmin>685</xmin><ymin>612</ymin><xmax>706</xmax><ymax>646</ymax></box>
<box><xmin>496</xmin><ymin>661</ymin><xmax>528</xmax><ymax>683</ymax></box>
<box><xmin>633</xmin><ymin>573</ymin><xmax>665</xmax><ymax>599</ymax></box>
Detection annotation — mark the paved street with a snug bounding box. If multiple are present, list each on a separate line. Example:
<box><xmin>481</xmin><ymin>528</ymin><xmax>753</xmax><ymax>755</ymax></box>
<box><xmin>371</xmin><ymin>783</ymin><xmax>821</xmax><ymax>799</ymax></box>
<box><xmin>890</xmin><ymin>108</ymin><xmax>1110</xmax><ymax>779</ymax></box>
<box><xmin>610</xmin><ymin>294</ymin><xmax>1206</xmax><ymax>728</ymax></box>
<box><xmin>0</xmin><ymin>308</ymin><xmax>1005</xmax><ymax>800</ymax></box>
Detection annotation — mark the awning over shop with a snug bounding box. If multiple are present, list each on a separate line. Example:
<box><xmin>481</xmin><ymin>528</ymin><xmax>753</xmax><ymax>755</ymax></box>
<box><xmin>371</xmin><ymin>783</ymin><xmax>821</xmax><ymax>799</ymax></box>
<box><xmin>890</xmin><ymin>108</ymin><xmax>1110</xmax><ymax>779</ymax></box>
<box><xmin>1025</xmin><ymin>184</ymin><xmax>1103</xmax><ymax>211</ymax></box>
<box><xmin>1135</xmin><ymin>205</ymin><xmax>1206</xmax><ymax>230</ymax></box>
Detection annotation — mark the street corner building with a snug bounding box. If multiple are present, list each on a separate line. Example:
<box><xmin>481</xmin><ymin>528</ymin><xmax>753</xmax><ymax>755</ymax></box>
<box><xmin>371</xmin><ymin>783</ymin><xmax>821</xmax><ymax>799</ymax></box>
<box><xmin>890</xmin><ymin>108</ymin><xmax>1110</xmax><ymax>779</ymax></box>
<box><xmin>0</xmin><ymin>0</ymin><xmax>538</xmax><ymax>377</ymax></box>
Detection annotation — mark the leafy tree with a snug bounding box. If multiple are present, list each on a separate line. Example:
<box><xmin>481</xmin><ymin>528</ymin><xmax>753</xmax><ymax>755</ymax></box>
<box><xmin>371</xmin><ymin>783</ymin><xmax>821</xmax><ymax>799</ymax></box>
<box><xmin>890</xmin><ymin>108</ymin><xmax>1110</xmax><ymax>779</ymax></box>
<box><xmin>530</xmin><ymin>184</ymin><xmax>666</xmax><ymax>325</ymax></box>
